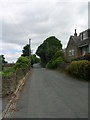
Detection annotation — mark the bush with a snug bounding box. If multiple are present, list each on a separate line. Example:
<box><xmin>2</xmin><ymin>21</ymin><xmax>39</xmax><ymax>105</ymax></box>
<box><xmin>71</xmin><ymin>54</ymin><xmax>90</xmax><ymax>61</ymax></box>
<box><xmin>31</xmin><ymin>54</ymin><xmax>40</xmax><ymax>66</ymax></box>
<box><xmin>14</xmin><ymin>56</ymin><xmax>30</xmax><ymax>70</ymax></box>
<box><xmin>71</xmin><ymin>56</ymin><xmax>84</xmax><ymax>61</ymax></box>
<box><xmin>84</xmin><ymin>62</ymin><xmax>90</xmax><ymax>79</ymax></box>
<box><xmin>66</xmin><ymin>60</ymin><xmax>90</xmax><ymax>80</ymax></box>
<box><xmin>53</xmin><ymin>50</ymin><xmax>64</xmax><ymax>60</ymax></box>
<box><xmin>46</xmin><ymin>57</ymin><xmax>64</xmax><ymax>69</ymax></box>
<box><xmin>2</xmin><ymin>56</ymin><xmax>31</xmax><ymax>97</ymax></box>
<box><xmin>46</xmin><ymin>60</ymin><xmax>54</xmax><ymax>69</ymax></box>
<box><xmin>83</xmin><ymin>54</ymin><xmax>90</xmax><ymax>61</ymax></box>
<box><xmin>2</xmin><ymin>67</ymin><xmax>15</xmax><ymax>77</ymax></box>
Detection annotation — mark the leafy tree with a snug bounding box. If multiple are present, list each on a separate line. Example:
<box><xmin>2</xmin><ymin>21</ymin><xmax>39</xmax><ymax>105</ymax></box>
<box><xmin>21</xmin><ymin>44</ymin><xmax>40</xmax><ymax>66</ymax></box>
<box><xmin>0</xmin><ymin>55</ymin><xmax>7</xmax><ymax>64</ymax></box>
<box><xmin>31</xmin><ymin>54</ymin><xmax>40</xmax><ymax>66</ymax></box>
<box><xmin>45</xmin><ymin>46</ymin><xmax>59</xmax><ymax>62</ymax></box>
<box><xmin>36</xmin><ymin>36</ymin><xmax>62</xmax><ymax>65</ymax></box>
<box><xmin>21</xmin><ymin>44</ymin><xmax>30</xmax><ymax>57</ymax></box>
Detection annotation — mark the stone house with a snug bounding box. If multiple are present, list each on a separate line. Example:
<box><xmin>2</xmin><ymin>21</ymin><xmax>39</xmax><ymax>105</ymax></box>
<box><xmin>65</xmin><ymin>29</ymin><xmax>90</xmax><ymax>62</ymax></box>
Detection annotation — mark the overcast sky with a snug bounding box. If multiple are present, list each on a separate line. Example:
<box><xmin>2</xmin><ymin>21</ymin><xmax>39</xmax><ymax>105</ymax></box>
<box><xmin>0</xmin><ymin>0</ymin><xmax>89</xmax><ymax>63</ymax></box>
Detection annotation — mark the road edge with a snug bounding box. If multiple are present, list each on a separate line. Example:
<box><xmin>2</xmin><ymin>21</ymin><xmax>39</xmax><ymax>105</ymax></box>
<box><xmin>2</xmin><ymin>69</ymin><xmax>32</xmax><ymax>119</ymax></box>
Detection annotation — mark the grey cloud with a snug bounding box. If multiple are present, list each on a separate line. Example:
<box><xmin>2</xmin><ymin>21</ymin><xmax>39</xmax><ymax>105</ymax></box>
<box><xmin>1</xmin><ymin>0</ymin><xmax>88</xmax><ymax>62</ymax></box>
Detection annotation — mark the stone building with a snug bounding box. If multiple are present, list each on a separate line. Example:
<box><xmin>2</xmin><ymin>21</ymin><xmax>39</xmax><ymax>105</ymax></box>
<box><xmin>65</xmin><ymin>29</ymin><xmax>90</xmax><ymax>62</ymax></box>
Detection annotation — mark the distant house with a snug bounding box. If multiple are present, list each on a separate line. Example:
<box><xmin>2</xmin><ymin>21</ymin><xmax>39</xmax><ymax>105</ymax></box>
<box><xmin>65</xmin><ymin>29</ymin><xmax>90</xmax><ymax>62</ymax></box>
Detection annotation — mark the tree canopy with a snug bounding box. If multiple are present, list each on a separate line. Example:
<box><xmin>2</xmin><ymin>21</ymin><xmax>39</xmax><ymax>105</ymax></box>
<box><xmin>31</xmin><ymin>54</ymin><xmax>40</xmax><ymax>65</ymax></box>
<box><xmin>36</xmin><ymin>36</ymin><xmax>62</xmax><ymax>65</ymax></box>
<box><xmin>21</xmin><ymin>44</ymin><xmax>39</xmax><ymax>65</ymax></box>
<box><xmin>21</xmin><ymin>44</ymin><xmax>30</xmax><ymax>57</ymax></box>
<box><xmin>0</xmin><ymin>55</ymin><xmax>7</xmax><ymax>64</ymax></box>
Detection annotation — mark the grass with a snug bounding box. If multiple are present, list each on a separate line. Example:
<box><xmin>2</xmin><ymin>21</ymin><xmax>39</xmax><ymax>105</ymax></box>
<box><xmin>2</xmin><ymin>67</ymin><xmax>15</xmax><ymax>77</ymax></box>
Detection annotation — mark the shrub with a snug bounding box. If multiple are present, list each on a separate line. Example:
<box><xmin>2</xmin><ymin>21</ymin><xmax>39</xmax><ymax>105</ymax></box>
<box><xmin>55</xmin><ymin>56</ymin><xmax>64</xmax><ymax>64</ymax></box>
<box><xmin>46</xmin><ymin>57</ymin><xmax>64</xmax><ymax>69</ymax></box>
<box><xmin>31</xmin><ymin>54</ymin><xmax>40</xmax><ymax>66</ymax></box>
<box><xmin>14</xmin><ymin>56</ymin><xmax>30</xmax><ymax>70</ymax></box>
<box><xmin>53</xmin><ymin>50</ymin><xmax>64</xmax><ymax>60</ymax></box>
<box><xmin>2</xmin><ymin>67</ymin><xmax>15</xmax><ymax>77</ymax></box>
<box><xmin>83</xmin><ymin>54</ymin><xmax>90</xmax><ymax>61</ymax></box>
<box><xmin>84</xmin><ymin>62</ymin><xmax>90</xmax><ymax>79</ymax></box>
<box><xmin>66</xmin><ymin>60</ymin><xmax>90</xmax><ymax>80</ymax></box>
<box><xmin>46</xmin><ymin>60</ymin><xmax>54</xmax><ymax>69</ymax></box>
<box><xmin>71</xmin><ymin>56</ymin><xmax>84</xmax><ymax>61</ymax></box>
<box><xmin>71</xmin><ymin>54</ymin><xmax>90</xmax><ymax>62</ymax></box>
<box><xmin>2</xmin><ymin>56</ymin><xmax>31</xmax><ymax>97</ymax></box>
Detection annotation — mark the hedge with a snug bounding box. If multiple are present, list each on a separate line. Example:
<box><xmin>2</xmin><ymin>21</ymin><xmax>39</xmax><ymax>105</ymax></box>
<box><xmin>14</xmin><ymin>56</ymin><xmax>30</xmax><ymax>70</ymax></box>
<box><xmin>66</xmin><ymin>60</ymin><xmax>90</xmax><ymax>80</ymax></box>
<box><xmin>46</xmin><ymin>57</ymin><xmax>64</xmax><ymax>69</ymax></box>
<box><xmin>71</xmin><ymin>54</ymin><xmax>90</xmax><ymax>61</ymax></box>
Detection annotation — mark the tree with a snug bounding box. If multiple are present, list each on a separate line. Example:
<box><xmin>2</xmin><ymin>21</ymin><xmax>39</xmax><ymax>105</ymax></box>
<box><xmin>46</xmin><ymin>51</ymin><xmax>64</xmax><ymax>69</ymax></box>
<box><xmin>36</xmin><ymin>36</ymin><xmax>62</xmax><ymax>66</ymax></box>
<box><xmin>0</xmin><ymin>55</ymin><xmax>7</xmax><ymax>64</ymax></box>
<box><xmin>21</xmin><ymin>44</ymin><xmax>30</xmax><ymax>57</ymax></box>
<box><xmin>21</xmin><ymin>44</ymin><xmax>40</xmax><ymax>66</ymax></box>
<box><xmin>31</xmin><ymin>54</ymin><xmax>40</xmax><ymax>66</ymax></box>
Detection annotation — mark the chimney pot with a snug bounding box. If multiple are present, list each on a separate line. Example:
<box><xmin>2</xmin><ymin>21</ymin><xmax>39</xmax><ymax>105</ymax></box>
<box><xmin>74</xmin><ymin>29</ymin><xmax>77</xmax><ymax>36</ymax></box>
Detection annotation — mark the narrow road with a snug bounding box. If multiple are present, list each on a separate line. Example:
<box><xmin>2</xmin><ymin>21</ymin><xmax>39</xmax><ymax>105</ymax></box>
<box><xmin>10</xmin><ymin>64</ymin><xmax>88</xmax><ymax>118</ymax></box>
<box><xmin>0</xmin><ymin>76</ymin><xmax>2</xmax><ymax>119</ymax></box>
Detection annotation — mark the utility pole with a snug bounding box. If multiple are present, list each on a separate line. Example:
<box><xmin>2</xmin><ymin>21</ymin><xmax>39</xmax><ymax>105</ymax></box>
<box><xmin>46</xmin><ymin>41</ymin><xmax>49</xmax><ymax>62</ymax></box>
<box><xmin>29</xmin><ymin>38</ymin><xmax>31</xmax><ymax>63</ymax></box>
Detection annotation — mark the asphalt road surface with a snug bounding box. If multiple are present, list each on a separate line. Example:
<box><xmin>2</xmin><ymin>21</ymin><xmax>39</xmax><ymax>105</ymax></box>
<box><xmin>10</xmin><ymin>64</ymin><xmax>88</xmax><ymax>118</ymax></box>
<box><xmin>0</xmin><ymin>76</ymin><xmax>2</xmax><ymax>119</ymax></box>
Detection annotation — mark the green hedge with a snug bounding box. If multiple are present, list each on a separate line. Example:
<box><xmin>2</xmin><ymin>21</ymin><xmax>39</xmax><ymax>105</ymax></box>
<box><xmin>66</xmin><ymin>60</ymin><xmax>90</xmax><ymax>80</ymax></box>
<box><xmin>2</xmin><ymin>56</ymin><xmax>30</xmax><ymax>77</ymax></box>
<box><xmin>31</xmin><ymin>54</ymin><xmax>40</xmax><ymax>66</ymax></box>
<box><xmin>46</xmin><ymin>57</ymin><xmax>64</xmax><ymax>69</ymax></box>
<box><xmin>71</xmin><ymin>54</ymin><xmax>90</xmax><ymax>61</ymax></box>
<box><xmin>53</xmin><ymin>50</ymin><xmax>64</xmax><ymax>60</ymax></box>
<box><xmin>14</xmin><ymin>56</ymin><xmax>30</xmax><ymax>70</ymax></box>
<box><xmin>2</xmin><ymin>67</ymin><xmax>15</xmax><ymax>77</ymax></box>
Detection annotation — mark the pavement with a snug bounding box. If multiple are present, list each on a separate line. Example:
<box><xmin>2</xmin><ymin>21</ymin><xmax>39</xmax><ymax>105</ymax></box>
<box><xmin>9</xmin><ymin>63</ymin><xmax>88</xmax><ymax>118</ymax></box>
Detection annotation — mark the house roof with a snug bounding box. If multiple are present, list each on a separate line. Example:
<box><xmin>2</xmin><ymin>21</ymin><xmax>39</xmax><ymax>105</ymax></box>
<box><xmin>78</xmin><ymin>39</ymin><xmax>90</xmax><ymax>47</ymax></box>
<box><xmin>66</xmin><ymin>29</ymin><xmax>90</xmax><ymax>49</ymax></box>
<box><xmin>71</xmin><ymin>36</ymin><xmax>90</xmax><ymax>48</ymax></box>
<box><xmin>80</xmin><ymin>28</ymin><xmax>90</xmax><ymax>34</ymax></box>
<box><xmin>70</xmin><ymin>35</ymin><xmax>80</xmax><ymax>46</ymax></box>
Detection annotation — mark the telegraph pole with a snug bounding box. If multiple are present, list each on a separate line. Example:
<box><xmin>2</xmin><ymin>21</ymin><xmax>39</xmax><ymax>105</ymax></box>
<box><xmin>46</xmin><ymin>41</ymin><xmax>49</xmax><ymax>62</ymax></box>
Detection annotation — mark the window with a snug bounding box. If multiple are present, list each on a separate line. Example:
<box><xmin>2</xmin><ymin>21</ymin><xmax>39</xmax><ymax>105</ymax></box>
<box><xmin>69</xmin><ymin>49</ymin><xmax>74</xmax><ymax>56</ymax></box>
<box><xmin>72</xmin><ymin>49</ymin><xmax>74</xmax><ymax>56</ymax></box>
<box><xmin>83</xmin><ymin>31</ymin><xmax>88</xmax><ymax>40</ymax></box>
<box><xmin>80</xmin><ymin>34</ymin><xmax>83</xmax><ymax>41</ymax></box>
<box><xmin>89</xmin><ymin>45</ymin><xmax>90</xmax><ymax>53</ymax></box>
<box><xmin>82</xmin><ymin>47</ymin><xmax>86</xmax><ymax>56</ymax></box>
<box><xmin>69</xmin><ymin>50</ymin><xmax>72</xmax><ymax>56</ymax></box>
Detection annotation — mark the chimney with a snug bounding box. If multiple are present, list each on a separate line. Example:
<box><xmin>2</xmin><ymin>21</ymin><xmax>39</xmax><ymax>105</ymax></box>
<box><xmin>74</xmin><ymin>29</ymin><xmax>77</xmax><ymax>36</ymax></box>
